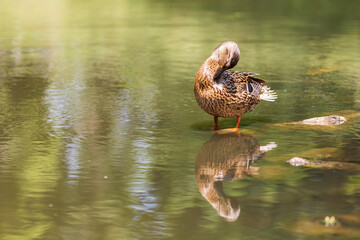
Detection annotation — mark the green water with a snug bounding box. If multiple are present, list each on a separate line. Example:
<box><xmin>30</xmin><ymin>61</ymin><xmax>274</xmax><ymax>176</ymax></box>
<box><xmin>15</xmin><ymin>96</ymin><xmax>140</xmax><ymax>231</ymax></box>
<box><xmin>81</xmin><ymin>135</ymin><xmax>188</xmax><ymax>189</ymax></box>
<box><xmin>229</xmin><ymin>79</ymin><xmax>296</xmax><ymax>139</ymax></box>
<box><xmin>0</xmin><ymin>0</ymin><xmax>359</xmax><ymax>239</ymax></box>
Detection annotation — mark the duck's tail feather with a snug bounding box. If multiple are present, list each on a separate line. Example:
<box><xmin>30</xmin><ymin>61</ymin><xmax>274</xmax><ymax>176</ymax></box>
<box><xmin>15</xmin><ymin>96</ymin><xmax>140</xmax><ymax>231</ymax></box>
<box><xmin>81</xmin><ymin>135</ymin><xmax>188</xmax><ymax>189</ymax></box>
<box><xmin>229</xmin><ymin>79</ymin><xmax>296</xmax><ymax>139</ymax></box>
<box><xmin>249</xmin><ymin>75</ymin><xmax>267</xmax><ymax>84</ymax></box>
<box><xmin>260</xmin><ymin>86</ymin><xmax>277</xmax><ymax>101</ymax></box>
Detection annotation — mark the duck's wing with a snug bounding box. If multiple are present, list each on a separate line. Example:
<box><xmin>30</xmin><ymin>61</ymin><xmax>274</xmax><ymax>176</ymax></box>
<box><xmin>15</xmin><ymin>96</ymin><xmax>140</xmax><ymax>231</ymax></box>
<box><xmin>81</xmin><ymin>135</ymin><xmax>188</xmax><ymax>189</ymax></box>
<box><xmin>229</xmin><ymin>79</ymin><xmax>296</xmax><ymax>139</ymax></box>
<box><xmin>240</xmin><ymin>72</ymin><xmax>267</xmax><ymax>84</ymax></box>
<box><xmin>240</xmin><ymin>72</ymin><xmax>259</xmax><ymax>76</ymax></box>
<box><xmin>222</xmin><ymin>71</ymin><xmax>266</xmax><ymax>97</ymax></box>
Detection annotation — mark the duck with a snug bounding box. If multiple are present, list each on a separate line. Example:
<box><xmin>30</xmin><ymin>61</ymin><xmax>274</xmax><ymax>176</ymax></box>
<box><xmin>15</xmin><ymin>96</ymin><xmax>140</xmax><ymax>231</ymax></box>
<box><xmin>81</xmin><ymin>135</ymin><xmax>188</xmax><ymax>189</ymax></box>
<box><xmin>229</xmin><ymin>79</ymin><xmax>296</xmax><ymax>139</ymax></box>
<box><xmin>195</xmin><ymin>132</ymin><xmax>277</xmax><ymax>221</ymax></box>
<box><xmin>194</xmin><ymin>41</ymin><xmax>277</xmax><ymax>130</ymax></box>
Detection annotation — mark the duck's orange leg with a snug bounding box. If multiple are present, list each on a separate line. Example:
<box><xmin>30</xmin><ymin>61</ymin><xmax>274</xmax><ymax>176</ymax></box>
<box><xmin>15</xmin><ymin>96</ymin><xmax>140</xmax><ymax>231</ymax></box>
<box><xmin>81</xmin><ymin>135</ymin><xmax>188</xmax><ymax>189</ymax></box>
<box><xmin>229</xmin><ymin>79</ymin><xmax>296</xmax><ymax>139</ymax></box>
<box><xmin>214</xmin><ymin>116</ymin><xmax>218</xmax><ymax>130</ymax></box>
<box><xmin>235</xmin><ymin>116</ymin><xmax>241</xmax><ymax>128</ymax></box>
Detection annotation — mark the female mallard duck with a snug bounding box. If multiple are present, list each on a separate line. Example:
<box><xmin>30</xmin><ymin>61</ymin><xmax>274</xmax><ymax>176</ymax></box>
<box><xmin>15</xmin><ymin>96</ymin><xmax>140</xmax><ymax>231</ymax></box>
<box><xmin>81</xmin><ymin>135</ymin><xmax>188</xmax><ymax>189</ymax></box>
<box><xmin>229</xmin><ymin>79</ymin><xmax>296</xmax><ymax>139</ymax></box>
<box><xmin>195</xmin><ymin>132</ymin><xmax>277</xmax><ymax>221</ymax></box>
<box><xmin>194</xmin><ymin>41</ymin><xmax>277</xmax><ymax>130</ymax></box>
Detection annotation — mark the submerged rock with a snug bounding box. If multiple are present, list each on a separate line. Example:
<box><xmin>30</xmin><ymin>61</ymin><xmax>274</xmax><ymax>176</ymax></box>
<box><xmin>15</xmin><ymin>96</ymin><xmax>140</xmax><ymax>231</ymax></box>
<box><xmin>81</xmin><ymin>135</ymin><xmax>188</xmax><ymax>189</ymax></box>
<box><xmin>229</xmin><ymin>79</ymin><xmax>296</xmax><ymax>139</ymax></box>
<box><xmin>287</xmin><ymin>157</ymin><xmax>360</xmax><ymax>171</ymax></box>
<box><xmin>300</xmin><ymin>116</ymin><xmax>347</xmax><ymax>125</ymax></box>
<box><xmin>306</xmin><ymin>66</ymin><xmax>343</xmax><ymax>75</ymax></box>
<box><xmin>287</xmin><ymin>157</ymin><xmax>309</xmax><ymax>166</ymax></box>
<box><xmin>273</xmin><ymin>110</ymin><xmax>360</xmax><ymax>129</ymax></box>
<box><xmin>290</xmin><ymin>214</ymin><xmax>360</xmax><ymax>237</ymax></box>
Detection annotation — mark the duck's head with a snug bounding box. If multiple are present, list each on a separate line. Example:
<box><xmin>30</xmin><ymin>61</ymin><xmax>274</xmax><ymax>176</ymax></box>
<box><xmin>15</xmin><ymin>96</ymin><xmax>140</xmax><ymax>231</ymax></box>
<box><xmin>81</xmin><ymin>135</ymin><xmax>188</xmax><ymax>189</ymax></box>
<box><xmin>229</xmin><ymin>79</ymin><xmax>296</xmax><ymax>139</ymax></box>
<box><xmin>211</xmin><ymin>41</ymin><xmax>240</xmax><ymax>70</ymax></box>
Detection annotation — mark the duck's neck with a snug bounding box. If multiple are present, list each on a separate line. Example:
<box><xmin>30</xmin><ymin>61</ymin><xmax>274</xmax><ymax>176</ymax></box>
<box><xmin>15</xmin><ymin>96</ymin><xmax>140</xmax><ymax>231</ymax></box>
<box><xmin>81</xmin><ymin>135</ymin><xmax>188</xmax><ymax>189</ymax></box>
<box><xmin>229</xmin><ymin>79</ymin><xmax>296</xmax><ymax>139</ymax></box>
<box><xmin>196</xmin><ymin>58</ymin><xmax>222</xmax><ymax>88</ymax></box>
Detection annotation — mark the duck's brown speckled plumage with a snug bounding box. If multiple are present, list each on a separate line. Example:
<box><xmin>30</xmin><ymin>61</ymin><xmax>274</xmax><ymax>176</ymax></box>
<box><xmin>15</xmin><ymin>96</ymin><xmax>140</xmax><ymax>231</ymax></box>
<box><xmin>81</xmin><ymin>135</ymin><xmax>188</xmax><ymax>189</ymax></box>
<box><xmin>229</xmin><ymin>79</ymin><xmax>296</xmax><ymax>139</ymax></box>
<box><xmin>194</xmin><ymin>41</ymin><xmax>276</xmax><ymax>128</ymax></box>
<box><xmin>195</xmin><ymin>132</ymin><xmax>277</xmax><ymax>221</ymax></box>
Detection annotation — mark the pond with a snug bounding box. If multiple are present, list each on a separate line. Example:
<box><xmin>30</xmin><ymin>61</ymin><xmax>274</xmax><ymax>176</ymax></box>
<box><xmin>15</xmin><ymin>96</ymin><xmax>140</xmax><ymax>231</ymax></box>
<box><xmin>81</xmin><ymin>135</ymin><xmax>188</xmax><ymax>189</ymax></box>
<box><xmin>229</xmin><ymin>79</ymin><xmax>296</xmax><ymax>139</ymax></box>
<box><xmin>0</xmin><ymin>0</ymin><xmax>359</xmax><ymax>239</ymax></box>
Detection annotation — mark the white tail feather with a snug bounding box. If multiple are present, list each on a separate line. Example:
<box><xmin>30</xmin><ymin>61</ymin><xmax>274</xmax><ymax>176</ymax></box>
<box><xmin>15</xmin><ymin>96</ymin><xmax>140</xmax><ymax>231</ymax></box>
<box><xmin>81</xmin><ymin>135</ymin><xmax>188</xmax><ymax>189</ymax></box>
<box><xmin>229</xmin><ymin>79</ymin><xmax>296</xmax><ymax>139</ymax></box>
<box><xmin>260</xmin><ymin>86</ymin><xmax>277</xmax><ymax>101</ymax></box>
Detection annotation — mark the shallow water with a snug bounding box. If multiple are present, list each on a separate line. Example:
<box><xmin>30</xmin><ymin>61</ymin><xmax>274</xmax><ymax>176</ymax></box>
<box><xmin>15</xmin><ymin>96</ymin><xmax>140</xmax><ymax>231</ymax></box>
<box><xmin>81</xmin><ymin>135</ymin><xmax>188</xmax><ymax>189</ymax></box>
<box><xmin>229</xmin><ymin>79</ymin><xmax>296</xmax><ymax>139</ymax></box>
<box><xmin>0</xmin><ymin>0</ymin><xmax>360</xmax><ymax>239</ymax></box>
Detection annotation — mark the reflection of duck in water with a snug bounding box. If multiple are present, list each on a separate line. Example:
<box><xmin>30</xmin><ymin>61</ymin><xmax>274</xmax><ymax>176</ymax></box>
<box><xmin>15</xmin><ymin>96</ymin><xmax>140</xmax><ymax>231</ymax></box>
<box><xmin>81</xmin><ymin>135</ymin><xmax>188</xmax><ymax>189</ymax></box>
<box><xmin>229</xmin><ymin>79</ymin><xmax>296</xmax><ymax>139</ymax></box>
<box><xmin>194</xmin><ymin>41</ymin><xmax>277</xmax><ymax>130</ymax></box>
<box><xmin>195</xmin><ymin>133</ymin><xmax>276</xmax><ymax>221</ymax></box>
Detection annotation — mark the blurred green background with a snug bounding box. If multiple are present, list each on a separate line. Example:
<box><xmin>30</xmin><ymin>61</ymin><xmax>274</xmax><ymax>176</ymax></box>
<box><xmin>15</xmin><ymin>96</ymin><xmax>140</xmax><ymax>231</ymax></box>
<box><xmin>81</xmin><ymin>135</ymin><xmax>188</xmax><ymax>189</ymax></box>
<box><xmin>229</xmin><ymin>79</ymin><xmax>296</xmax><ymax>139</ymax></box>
<box><xmin>0</xmin><ymin>0</ymin><xmax>359</xmax><ymax>239</ymax></box>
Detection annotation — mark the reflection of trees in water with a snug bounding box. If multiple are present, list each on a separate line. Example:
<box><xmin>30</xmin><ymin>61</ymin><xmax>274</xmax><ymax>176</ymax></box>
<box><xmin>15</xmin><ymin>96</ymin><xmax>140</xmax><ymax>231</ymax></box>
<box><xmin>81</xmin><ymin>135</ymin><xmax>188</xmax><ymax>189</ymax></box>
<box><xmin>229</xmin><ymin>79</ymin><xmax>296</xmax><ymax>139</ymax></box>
<box><xmin>0</xmin><ymin>37</ymin><xmax>63</xmax><ymax>239</ymax></box>
<box><xmin>195</xmin><ymin>133</ymin><xmax>276</xmax><ymax>221</ymax></box>
<box><xmin>0</xmin><ymin>14</ymin><xmax>165</xmax><ymax>238</ymax></box>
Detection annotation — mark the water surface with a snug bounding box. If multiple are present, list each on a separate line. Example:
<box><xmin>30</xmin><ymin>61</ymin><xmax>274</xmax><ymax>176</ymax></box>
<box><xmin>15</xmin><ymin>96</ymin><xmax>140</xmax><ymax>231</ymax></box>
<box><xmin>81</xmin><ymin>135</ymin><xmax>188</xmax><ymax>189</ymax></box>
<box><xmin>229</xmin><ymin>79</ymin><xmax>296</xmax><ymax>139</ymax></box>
<box><xmin>0</xmin><ymin>0</ymin><xmax>360</xmax><ymax>239</ymax></box>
